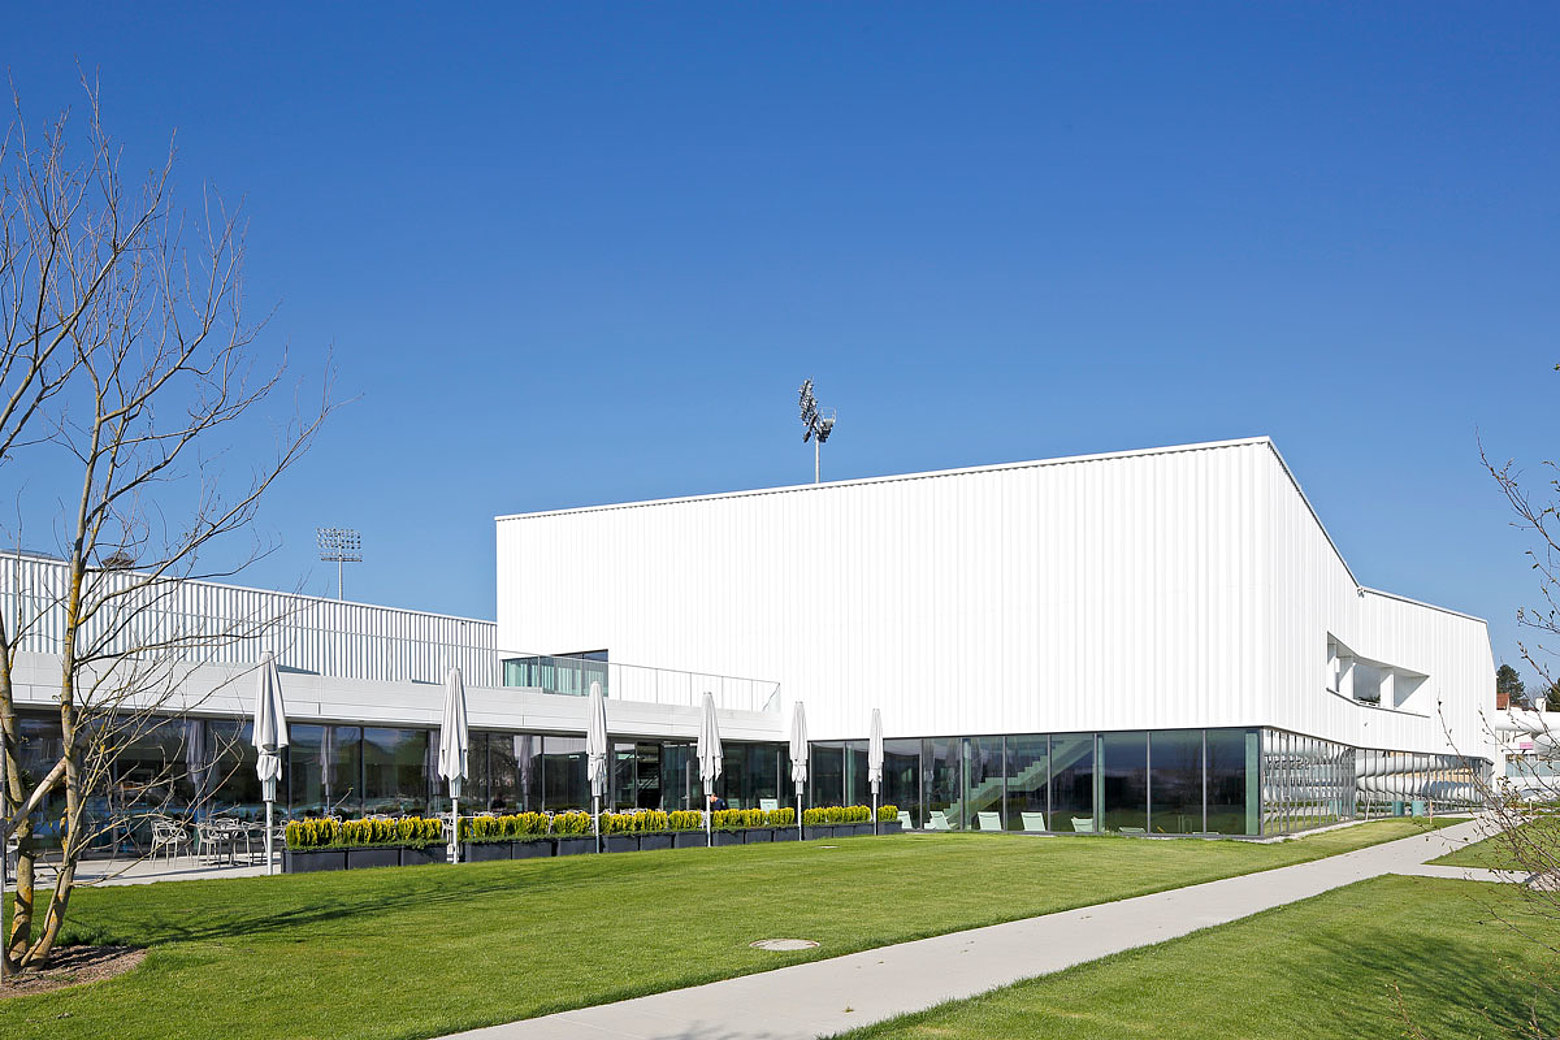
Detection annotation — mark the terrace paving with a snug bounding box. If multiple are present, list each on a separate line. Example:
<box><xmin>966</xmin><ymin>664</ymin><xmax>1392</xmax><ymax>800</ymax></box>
<box><xmin>447</xmin><ymin>817</ymin><xmax>1494</xmax><ymax>1040</ymax></box>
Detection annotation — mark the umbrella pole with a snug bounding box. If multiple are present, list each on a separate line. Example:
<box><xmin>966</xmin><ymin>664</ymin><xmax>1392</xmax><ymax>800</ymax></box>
<box><xmin>265</xmin><ymin>799</ymin><xmax>274</xmax><ymax>876</ymax></box>
<box><xmin>796</xmin><ymin>782</ymin><xmax>803</xmax><ymax>842</ymax></box>
<box><xmin>452</xmin><ymin>795</ymin><xmax>459</xmax><ymax>863</ymax></box>
<box><xmin>594</xmin><ymin>794</ymin><xmax>601</xmax><ymax>854</ymax></box>
<box><xmin>873</xmin><ymin>787</ymin><xmax>879</xmax><ymax>836</ymax></box>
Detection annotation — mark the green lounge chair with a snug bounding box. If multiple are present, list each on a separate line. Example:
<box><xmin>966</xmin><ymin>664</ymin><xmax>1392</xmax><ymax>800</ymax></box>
<box><xmin>1020</xmin><ymin>811</ymin><xmax>1048</xmax><ymax>832</ymax></box>
<box><xmin>976</xmin><ymin>811</ymin><xmax>1002</xmax><ymax>831</ymax></box>
<box><xmin>929</xmin><ymin>810</ymin><xmax>952</xmax><ymax>831</ymax></box>
<box><xmin>1071</xmin><ymin>816</ymin><xmax>1096</xmax><ymax>833</ymax></box>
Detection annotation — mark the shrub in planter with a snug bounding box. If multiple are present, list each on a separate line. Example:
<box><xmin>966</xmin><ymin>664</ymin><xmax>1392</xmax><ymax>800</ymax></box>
<box><xmin>667</xmin><ymin>810</ymin><xmax>704</xmax><ymax>832</ymax></box>
<box><xmin>511</xmin><ymin>838</ymin><xmax>553</xmax><ymax>859</ymax></box>
<box><xmin>601</xmin><ymin>811</ymin><xmax>636</xmax><ymax>835</ymax></box>
<box><xmin>712</xmin><ymin>808</ymin><xmax>763</xmax><ymax>831</ymax></box>
<box><xmin>763</xmin><ymin>807</ymin><xmax>796</xmax><ymax>828</ymax></box>
<box><xmin>285</xmin><ymin>817</ymin><xmax>341</xmax><ymax>849</ymax></box>
<box><xmin>877</xmin><ymin>804</ymin><xmax>899</xmax><ymax>824</ymax></box>
<box><xmin>633</xmin><ymin>810</ymin><xmax>670</xmax><ymax>834</ymax></box>
<box><xmin>550</xmin><ymin>810</ymin><xmax>592</xmax><ymax>837</ymax></box>
<box><xmin>464</xmin><ymin>840</ymin><xmax>513</xmax><ymax>862</ymax></box>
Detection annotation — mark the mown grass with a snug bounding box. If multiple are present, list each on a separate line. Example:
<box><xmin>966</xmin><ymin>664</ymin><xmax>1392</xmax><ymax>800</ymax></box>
<box><xmin>2</xmin><ymin>819</ymin><xmax>1444</xmax><ymax>1040</ymax></box>
<box><xmin>1434</xmin><ymin>815</ymin><xmax>1560</xmax><ymax>870</ymax></box>
<box><xmin>833</xmin><ymin>874</ymin><xmax>1556</xmax><ymax>1039</ymax></box>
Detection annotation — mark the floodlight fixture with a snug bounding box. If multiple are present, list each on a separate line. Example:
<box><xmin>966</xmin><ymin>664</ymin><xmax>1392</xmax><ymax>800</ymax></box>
<box><xmin>317</xmin><ymin>526</ymin><xmax>363</xmax><ymax>601</ymax></box>
<box><xmin>796</xmin><ymin>378</ymin><xmax>838</xmax><ymax>483</ymax></box>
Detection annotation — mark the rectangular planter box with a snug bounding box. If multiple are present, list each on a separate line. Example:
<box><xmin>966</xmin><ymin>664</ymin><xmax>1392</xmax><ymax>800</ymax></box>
<box><xmin>711</xmin><ymin>830</ymin><xmax>744</xmax><ymax>847</ymax></box>
<box><xmin>511</xmin><ymin>839</ymin><xmax>553</xmax><ymax>859</ymax></box>
<box><xmin>771</xmin><ymin>827</ymin><xmax>799</xmax><ymax>842</ymax></box>
<box><xmin>672</xmin><ymin>831</ymin><xmax>707</xmax><ymax>849</ymax></box>
<box><xmin>399</xmin><ymin>845</ymin><xmax>447</xmax><ymax>867</ymax></box>
<box><xmin>603</xmin><ymin>834</ymin><xmax>639</xmax><ymax>853</ymax></box>
<box><xmin>880</xmin><ymin>821</ymin><xmax>904</xmax><ymax>835</ymax></box>
<box><xmin>554</xmin><ymin>836</ymin><xmax>594</xmax><ymax>856</ymax></box>
<box><xmin>283</xmin><ymin>849</ymin><xmax>346</xmax><ymax>873</ymax></box>
<box><xmin>347</xmin><ymin>846</ymin><xmax>402</xmax><ymax>870</ymax></box>
<box><xmin>806</xmin><ymin>825</ymin><xmax>842</xmax><ymax>840</ymax></box>
<box><xmin>638</xmin><ymin>833</ymin><xmax>674</xmax><ymax>851</ymax></box>
<box><xmin>464</xmin><ymin>841</ymin><xmax>513</xmax><ymax>863</ymax></box>
<box><xmin>848</xmin><ymin>823</ymin><xmax>875</xmax><ymax>837</ymax></box>
<box><xmin>743</xmin><ymin>827</ymin><xmax>774</xmax><ymax>843</ymax></box>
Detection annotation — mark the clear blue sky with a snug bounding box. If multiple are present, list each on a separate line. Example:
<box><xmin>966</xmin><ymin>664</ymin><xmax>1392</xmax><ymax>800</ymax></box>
<box><xmin>6</xmin><ymin>4</ymin><xmax>1558</xmax><ymax>678</ymax></box>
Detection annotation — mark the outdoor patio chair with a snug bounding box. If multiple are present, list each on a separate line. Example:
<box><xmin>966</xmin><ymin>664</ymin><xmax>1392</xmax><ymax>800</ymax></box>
<box><xmin>1020</xmin><ymin>811</ymin><xmax>1048</xmax><ymax>832</ymax></box>
<box><xmin>1070</xmin><ymin>816</ymin><xmax>1096</xmax><ymax>833</ymax></box>
<box><xmin>759</xmin><ymin>798</ymin><xmax>779</xmax><ymax>812</ymax></box>
<box><xmin>976</xmin><ymin>811</ymin><xmax>1002</xmax><ymax>831</ymax></box>
<box><xmin>195</xmin><ymin>821</ymin><xmax>235</xmax><ymax>864</ymax></box>
<box><xmin>929</xmin><ymin>810</ymin><xmax>951</xmax><ymax>831</ymax></box>
<box><xmin>149</xmin><ymin>819</ymin><xmax>191</xmax><ymax>865</ymax></box>
<box><xmin>1118</xmin><ymin>826</ymin><xmax>1146</xmax><ymax>835</ymax></box>
<box><xmin>898</xmin><ymin>810</ymin><xmax>913</xmax><ymax>829</ymax></box>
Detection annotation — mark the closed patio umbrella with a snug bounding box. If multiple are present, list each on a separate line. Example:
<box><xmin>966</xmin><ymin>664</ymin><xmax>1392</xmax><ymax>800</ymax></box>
<box><xmin>252</xmin><ymin>652</ymin><xmax>289</xmax><ymax>875</ymax></box>
<box><xmin>697</xmin><ymin>692</ymin><xmax>723</xmax><ymax>847</ymax></box>
<box><xmin>586</xmin><ymin>680</ymin><xmax>609</xmax><ymax>852</ymax></box>
<box><xmin>868</xmin><ymin>708</ymin><xmax>884</xmax><ymax>835</ymax></box>
<box><xmin>439</xmin><ymin>666</ymin><xmax>470</xmax><ymax>862</ymax></box>
<box><xmin>789</xmin><ymin>701</ymin><xmax>808</xmax><ymax>840</ymax></box>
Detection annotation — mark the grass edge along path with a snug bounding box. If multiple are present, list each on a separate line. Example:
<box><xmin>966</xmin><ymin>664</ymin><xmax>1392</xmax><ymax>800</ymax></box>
<box><xmin>3</xmin><ymin>819</ymin><xmax>1448</xmax><ymax>1040</ymax></box>
<box><xmin>827</xmin><ymin>873</ymin><xmax>1557</xmax><ymax>1040</ymax></box>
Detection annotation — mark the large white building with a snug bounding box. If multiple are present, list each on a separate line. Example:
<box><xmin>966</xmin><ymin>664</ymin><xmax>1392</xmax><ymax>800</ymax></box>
<box><xmin>6</xmin><ymin>437</ymin><xmax>1497</xmax><ymax>845</ymax></box>
<box><xmin>498</xmin><ymin>437</ymin><xmax>1495</xmax><ymax>835</ymax></box>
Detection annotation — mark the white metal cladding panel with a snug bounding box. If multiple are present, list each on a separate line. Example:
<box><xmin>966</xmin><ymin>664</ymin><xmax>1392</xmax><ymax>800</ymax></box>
<box><xmin>1</xmin><ymin>555</ymin><xmax>498</xmax><ymax>686</ymax></box>
<box><xmin>498</xmin><ymin>440</ymin><xmax>1286</xmax><ymax>740</ymax></box>
<box><xmin>1256</xmin><ymin>456</ymin><xmax>1495</xmax><ymax>759</ymax></box>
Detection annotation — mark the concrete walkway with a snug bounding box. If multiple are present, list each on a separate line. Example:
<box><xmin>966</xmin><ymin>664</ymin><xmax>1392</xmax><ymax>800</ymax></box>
<box><xmin>449</xmin><ymin>819</ymin><xmax>1498</xmax><ymax>1040</ymax></box>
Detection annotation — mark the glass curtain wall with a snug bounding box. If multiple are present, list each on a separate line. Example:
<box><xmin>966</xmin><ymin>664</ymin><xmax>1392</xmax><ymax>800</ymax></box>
<box><xmin>1206</xmin><ymin>728</ymin><xmax>1258</xmax><ymax>835</ymax></box>
<box><xmin>881</xmin><ymin>739</ymin><xmax>921</xmax><ymax>826</ymax></box>
<box><xmin>809</xmin><ymin>743</ymin><xmax>845</xmax><ymax>808</ymax></box>
<box><xmin>543</xmin><ymin>736</ymin><xmax>588</xmax><ymax>810</ymax></box>
<box><xmin>963</xmin><ymin>737</ymin><xmax>1004</xmax><ymax>829</ymax></box>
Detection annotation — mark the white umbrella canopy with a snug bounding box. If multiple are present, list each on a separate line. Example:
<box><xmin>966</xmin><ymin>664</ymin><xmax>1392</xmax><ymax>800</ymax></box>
<box><xmin>586</xmin><ymin>681</ymin><xmax>609</xmax><ymax>799</ymax></box>
<box><xmin>439</xmin><ymin>666</ymin><xmax>470</xmax><ymax>861</ymax></box>
<box><xmin>438</xmin><ymin>666</ymin><xmax>470</xmax><ymax>800</ymax></box>
<box><xmin>697</xmin><ymin>692</ymin><xmax>723</xmax><ymax>844</ymax></box>
<box><xmin>868</xmin><ymin>708</ymin><xmax>884</xmax><ymax>833</ymax></box>
<box><xmin>586</xmin><ymin>681</ymin><xmax>609</xmax><ymax>851</ymax></box>
<box><xmin>252</xmin><ymin>652</ymin><xmax>288</xmax><ymax>875</ymax></box>
<box><xmin>788</xmin><ymin>701</ymin><xmax>808</xmax><ymax>838</ymax></box>
<box><xmin>252</xmin><ymin>652</ymin><xmax>289</xmax><ymax>802</ymax></box>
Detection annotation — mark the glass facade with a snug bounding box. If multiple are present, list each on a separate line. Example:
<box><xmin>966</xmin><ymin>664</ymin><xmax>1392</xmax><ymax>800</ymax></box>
<box><xmin>10</xmin><ymin>703</ymin><xmax>1493</xmax><ymax>856</ymax></box>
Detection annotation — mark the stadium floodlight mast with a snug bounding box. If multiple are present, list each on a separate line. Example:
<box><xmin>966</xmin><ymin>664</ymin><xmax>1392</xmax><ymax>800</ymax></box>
<box><xmin>797</xmin><ymin>378</ymin><xmax>836</xmax><ymax>484</ymax></box>
<box><xmin>316</xmin><ymin>527</ymin><xmax>363</xmax><ymax>600</ymax></box>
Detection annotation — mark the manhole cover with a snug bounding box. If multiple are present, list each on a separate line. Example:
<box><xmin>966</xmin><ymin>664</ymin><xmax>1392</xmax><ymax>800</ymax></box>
<box><xmin>750</xmin><ymin>938</ymin><xmax>820</xmax><ymax>951</ymax></box>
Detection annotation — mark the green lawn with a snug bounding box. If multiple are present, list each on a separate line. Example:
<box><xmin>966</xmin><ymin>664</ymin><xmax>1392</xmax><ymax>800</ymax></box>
<box><xmin>2</xmin><ymin>820</ymin><xmax>1444</xmax><ymax>1040</ymax></box>
<box><xmin>1434</xmin><ymin>816</ymin><xmax>1559</xmax><ymax>870</ymax></box>
<box><xmin>832</xmin><ymin>874</ymin><xmax>1556</xmax><ymax>1039</ymax></box>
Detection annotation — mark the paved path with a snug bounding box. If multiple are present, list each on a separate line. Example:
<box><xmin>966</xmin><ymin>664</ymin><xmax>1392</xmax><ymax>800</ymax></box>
<box><xmin>449</xmin><ymin>819</ymin><xmax>1498</xmax><ymax>1040</ymax></box>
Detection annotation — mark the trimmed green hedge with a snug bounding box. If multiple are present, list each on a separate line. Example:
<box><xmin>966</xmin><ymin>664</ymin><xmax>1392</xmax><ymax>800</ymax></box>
<box><xmin>802</xmin><ymin>804</ymin><xmax>874</xmax><ymax>825</ymax></box>
<box><xmin>286</xmin><ymin>816</ymin><xmax>444</xmax><ymax>850</ymax></box>
<box><xmin>878</xmin><ymin>803</ymin><xmax>899</xmax><ymax>823</ymax></box>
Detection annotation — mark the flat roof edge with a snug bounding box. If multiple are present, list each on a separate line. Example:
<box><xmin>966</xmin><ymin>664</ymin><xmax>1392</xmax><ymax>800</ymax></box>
<box><xmin>496</xmin><ymin>435</ymin><xmax>1277</xmax><ymax>523</ymax></box>
<box><xmin>1359</xmin><ymin>586</ymin><xmax>1489</xmax><ymax>626</ymax></box>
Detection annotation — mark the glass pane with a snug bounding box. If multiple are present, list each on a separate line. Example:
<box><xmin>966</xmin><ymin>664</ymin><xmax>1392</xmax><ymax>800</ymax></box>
<box><xmin>362</xmin><ymin>727</ymin><xmax>430</xmax><ymax>816</ymax></box>
<box><xmin>612</xmin><ymin>740</ymin><xmax>638</xmax><ymax>811</ymax></box>
<box><xmin>1207</xmin><ymin>727</ymin><xmax>1255</xmax><ymax>835</ymax></box>
<box><xmin>1002</xmin><ymin>735</ymin><xmax>1048</xmax><ymax>830</ymax></box>
<box><xmin>287</xmin><ymin>724</ymin><xmax>328</xmax><ymax>817</ymax></box>
<box><xmin>543</xmin><ymin>735</ymin><xmax>587</xmax><ymax>811</ymax></box>
<box><xmin>208</xmin><ymin>719</ymin><xmax>264</xmax><ymax>820</ymax></box>
<box><xmin>1149</xmin><ymin>730</ymin><xmax>1203</xmax><ymax>834</ymax></box>
<box><xmin>845</xmin><ymin>740</ymin><xmax>870</xmax><ymax>807</ymax></box>
<box><xmin>922</xmin><ymin>738</ymin><xmax>960</xmax><ymax>829</ymax></box>
<box><xmin>1048</xmin><ymin>733</ymin><xmax>1095</xmax><ymax>832</ymax></box>
<box><xmin>661</xmin><ymin>742</ymin><xmax>696</xmax><ymax>811</ymax></box>
<box><xmin>963</xmin><ymin>737</ymin><xmax>1003</xmax><ymax>830</ymax></box>
<box><xmin>809</xmin><ymin>743</ymin><xmax>845</xmax><ymax>807</ymax></box>
<box><xmin>881</xmin><ymin>739</ymin><xmax>921</xmax><ymax>826</ymax></box>
<box><xmin>1101</xmin><ymin>731</ymin><xmax>1148</xmax><ymax>832</ymax></box>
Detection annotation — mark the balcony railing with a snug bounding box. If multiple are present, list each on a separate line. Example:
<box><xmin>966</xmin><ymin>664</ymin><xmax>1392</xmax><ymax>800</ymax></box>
<box><xmin>500</xmin><ymin>652</ymin><xmax>780</xmax><ymax>714</ymax></box>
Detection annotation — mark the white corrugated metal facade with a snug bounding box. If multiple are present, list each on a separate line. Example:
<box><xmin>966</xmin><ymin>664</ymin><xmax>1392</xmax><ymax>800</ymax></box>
<box><xmin>0</xmin><ymin>553</ymin><xmax>498</xmax><ymax>687</ymax></box>
<box><xmin>495</xmin><ymin>437</ymin><xmax>1495</xmax><ymax>761</ymax></box>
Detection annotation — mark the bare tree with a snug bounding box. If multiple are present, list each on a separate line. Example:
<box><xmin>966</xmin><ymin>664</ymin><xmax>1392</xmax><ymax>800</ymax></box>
<box><xmin>0</xmin><ymin>81</ymin><xmax>328</xmax><ymax>974</ymax></box>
